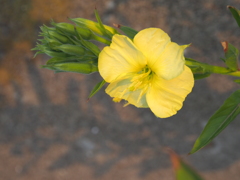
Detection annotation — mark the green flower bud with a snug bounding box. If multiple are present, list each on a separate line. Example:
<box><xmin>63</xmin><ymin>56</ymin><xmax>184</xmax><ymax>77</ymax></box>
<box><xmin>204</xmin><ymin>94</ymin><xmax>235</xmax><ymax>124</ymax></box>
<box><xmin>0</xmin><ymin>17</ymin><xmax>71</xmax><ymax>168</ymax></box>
<box><xmin>53</xmin><ymin>22</ymin><xmax>93</xmax><ymax>40</ymax></box>
<box><xmin>46</xmin><ymin>57</ymin><xmax>76</xmax><ymax>64</ymax></box>
<box><xmin>70</xmin><ymin>18</ymin><xmax>118</xmax><ymax>36</ymax></box>
<box><xmin>46</xmin><ymin>30</ymin><xmax>70</xmax><ymax>43</ymax></box>
<box><xmin>46</xmin><ymin>55</ymin><xmax>97</xmax><ymax>65</ymax></box>
<box><xmin>43</xmin><ymin>49</ymin><xmax>70</xmax><ymax>58</ymax></box>
<box><xmin>40</xmin><ymin>25</ymin><xmax>55</xmax><ymax>32</ymax></box>
<box><xmin>42</xmin><ymin>38</ymin><xmax>62</xmax><ymax>48</ymax></box>
<box><xmin>55</xmin><ymin>44</ymin><xmax>93</xmax><ymax>57</ymax></box>
<box><xmin>43</xmin><ymin>62</ymin><xmax>98</xmax><ymax>74</ymax></box>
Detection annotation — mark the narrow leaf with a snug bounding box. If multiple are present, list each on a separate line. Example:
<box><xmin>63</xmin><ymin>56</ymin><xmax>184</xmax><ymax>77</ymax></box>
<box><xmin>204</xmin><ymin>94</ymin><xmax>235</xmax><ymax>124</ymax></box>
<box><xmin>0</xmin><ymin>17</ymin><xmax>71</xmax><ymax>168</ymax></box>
<box><xmin>114</xmin><ymin>24</ymin><xmax>138</xmax><ymax>39</ymax></box>
<box><xmin>168</xmin><ymin>149</ymin><xmax>203</xmax><ymax>180</ymax></box>
<box><xmin>88</xmin><ymin>79</ymin><xmax>106</xmax><ymax>99</ymax></box>
<box><xmin>74</xmin><ymin>27</ymin><xmax>101</xmax><ymax>56</ymax></box>
<box><xmin>234</xmin><ymin>79</ymin><xmax>240</xmax><ymax>84</ymax></box>
<box><xmin>94</xmin><ymin>9</ymin><xmax>117</xmax><ymax>39</ymax></box>
<box><xmin>94</xmin><ymin>9</ymin><xmax>107</xmax><ymax>34</ymax></box>
<box><xmin>228</xmin><ymin>6</ymin><xmax>240</xmax><ymax>27</ymax></box>
<box><xmin>221</xmin><ymin>41</ymin><xmax>239</xmax><ymax>71</ymax></box>
<box><xmin>193</xmin><ymin>73</ymin><xmax>211</xmax><ymax>80</ymax></box>
<box><xmin>69</xmin><ymin>18</ymin><xmax>118</xmax><ymax>37</ymax></box>
<box><xmin>190</xmin><ymin>90</ymin><xmax>240</xmax><ymax>154</ymax></box>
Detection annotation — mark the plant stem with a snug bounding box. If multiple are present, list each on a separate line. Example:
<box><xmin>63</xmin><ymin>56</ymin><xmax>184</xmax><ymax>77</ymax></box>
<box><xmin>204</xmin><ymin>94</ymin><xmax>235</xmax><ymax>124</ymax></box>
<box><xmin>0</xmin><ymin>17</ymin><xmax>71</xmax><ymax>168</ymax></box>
<box><xmin>185</xmin><ymin>58</ymin><xmax>240</xmax><ymax>77</ymax></box>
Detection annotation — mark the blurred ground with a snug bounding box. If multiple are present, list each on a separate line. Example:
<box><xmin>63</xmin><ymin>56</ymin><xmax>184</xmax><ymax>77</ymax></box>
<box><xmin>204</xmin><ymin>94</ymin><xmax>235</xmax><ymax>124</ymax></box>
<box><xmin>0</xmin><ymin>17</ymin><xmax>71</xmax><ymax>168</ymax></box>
<box><xmin>1</xmin><ymin>0</ymin><xmax>240</xmax><ymax>179</ymax></box>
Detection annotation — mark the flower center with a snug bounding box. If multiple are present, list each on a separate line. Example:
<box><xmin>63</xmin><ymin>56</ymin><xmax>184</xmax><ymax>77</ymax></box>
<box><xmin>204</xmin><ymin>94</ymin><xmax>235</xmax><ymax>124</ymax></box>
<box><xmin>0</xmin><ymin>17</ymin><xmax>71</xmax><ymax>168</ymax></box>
<box><xmin>112</xmin><ymin>66</ymin><xmax>154</xmax><ymax>105</ymax></box>
<box><xmin>129</xmin><ymin>66</ymin><xmax>153</xmax><ymax>92</ymax></box>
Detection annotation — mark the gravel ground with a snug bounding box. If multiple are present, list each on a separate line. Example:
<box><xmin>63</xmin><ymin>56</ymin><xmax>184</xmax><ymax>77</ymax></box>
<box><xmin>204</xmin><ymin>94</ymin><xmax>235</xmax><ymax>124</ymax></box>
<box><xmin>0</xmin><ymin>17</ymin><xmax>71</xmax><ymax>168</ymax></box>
<box><xmin>1</xmin><ymin>0</ymin><xmax>240</xmax><ymax>179</ymax></box>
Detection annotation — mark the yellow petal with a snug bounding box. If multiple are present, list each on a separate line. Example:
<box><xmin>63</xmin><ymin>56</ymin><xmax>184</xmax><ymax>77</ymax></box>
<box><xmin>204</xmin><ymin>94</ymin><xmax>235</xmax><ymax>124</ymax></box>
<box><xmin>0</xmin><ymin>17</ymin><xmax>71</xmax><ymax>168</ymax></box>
<box><xmin>105</xmin><ymin>74</ymin><xmax>148</xmax><ymax>108</ymax></box>
<box><xmin>150</xmin><ymin>43</ymin><xmax>189</xmax><ymax>80</ymax></box>
<box><xmin>133</xmin><ymin>28</ymin><xmax>170</xmax><ymax>67</ymax></box>
<box><xmin>98</xmin><ymin>34</ymin><xmax>146</xmax><ymax>83</ymax></box>
<box><xmin>146</xmin><ymin>66</ymin><xmax>194</xmax><ymax>118</ymax></box>
<box><xmin>134</xmin><ymin>28</ymin><xmax>188</xmax><ymax>80</ymax></box>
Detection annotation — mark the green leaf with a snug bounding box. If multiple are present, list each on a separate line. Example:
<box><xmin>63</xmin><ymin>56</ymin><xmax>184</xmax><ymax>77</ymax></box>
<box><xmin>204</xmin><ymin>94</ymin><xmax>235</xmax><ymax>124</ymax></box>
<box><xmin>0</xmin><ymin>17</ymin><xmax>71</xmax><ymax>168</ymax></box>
<box><xmin>185</xmin><ymin>58</ymin><xmax>212</xmax><ymax>80</ymax></box>
<box><xmin>115</xmin><ymin>24</ymin><xmax>138</xmax><ymax>39</ymax></box>
<box><xmin>190</xmin><ymin>90</ymin><xmax>240</xmax><ymax>154</ymax></box>
<box><xmin>221</xmin><ymin>41</ymin><xmax>239</xmax><ymax>71</ymax></box>
<box><xmin>42</xmin><ymin>62</ymin><xmax>98</xmax><ymax>74</ymax></box>
<box><xmin>88</xmin><ymin>79</ymin><xmax>106</xmax><ymax>99</ymax></box>
<box><xmin>94</xmin><ymin>9</ymin><xmax>110</xmax><ymax>38</ymax></box>
<box><xmin>234</xmin><ymin>79</ymin><xmax>240</xmax><ymax>84</ymax></box>
<box><xmin>74</xmin><ymin>28</ymin><xmax>101</xmax><ymax>56</ymax></box>
<box><xmin>168</xmin><ymin>149</ymin><xmax>203</xmax><ymax>180</ymax></box>
<box><xmin>228</xmin><ymin>6</ymin><xmax>240</xmax><ymax>27</ymax></box>
<box><xmin>193</xmin><ymin>73</ymin><xmax>211</xmax><ymax>80</ymax></box>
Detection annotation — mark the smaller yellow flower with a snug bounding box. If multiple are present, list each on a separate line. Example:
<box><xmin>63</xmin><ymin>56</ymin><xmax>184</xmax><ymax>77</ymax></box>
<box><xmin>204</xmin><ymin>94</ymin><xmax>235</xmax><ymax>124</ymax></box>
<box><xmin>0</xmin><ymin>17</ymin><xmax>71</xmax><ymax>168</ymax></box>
<box><xmin>98</xmin><ymin>28</ymin><xmax>194</xmax><ymax>118</ymax></box>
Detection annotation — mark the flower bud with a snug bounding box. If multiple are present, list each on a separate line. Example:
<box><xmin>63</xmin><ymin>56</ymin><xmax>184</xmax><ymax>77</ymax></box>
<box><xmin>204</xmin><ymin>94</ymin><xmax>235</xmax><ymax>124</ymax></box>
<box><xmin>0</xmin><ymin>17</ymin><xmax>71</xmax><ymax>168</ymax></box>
<box><xmin>54</xmin><ymin>44</ymin><xmax>86</xmax><ymax>56</ymax></box>
<box><xmin>70</xmin><ymin>18</ymin><xmax>118</xmax><ymax>37</ymax></box>
<box><xmin>41</xmin><ymin>48</ymin><xmax>70</xmax><ymax>58</ymax></box>
<box><xmin>42</xmin><ymin>38</ymin><xmax>62</xmax><ymax>48</ymax></box>
<box><xmin>46</xmin><ymin>30</ymin><xmax>70</xmax><ymax>44</ymax></box>
<box><xmin>53</xmin><ymin>22</ymin><xmax>93</xmax><ymax>40</ymax></box>
<box><xmin>43</xmin><ymin>62</ymin><xmax>98</xmax><ymax>74</ymax></box>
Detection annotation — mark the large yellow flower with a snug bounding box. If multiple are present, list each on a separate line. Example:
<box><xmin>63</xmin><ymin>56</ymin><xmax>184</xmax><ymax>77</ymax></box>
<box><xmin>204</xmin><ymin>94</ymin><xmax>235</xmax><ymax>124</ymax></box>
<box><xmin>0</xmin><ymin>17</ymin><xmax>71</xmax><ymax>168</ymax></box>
<box><xmin>98</xmin><ymin>28</ymin><xmax>194</xmax><ymax>118</ymax></box>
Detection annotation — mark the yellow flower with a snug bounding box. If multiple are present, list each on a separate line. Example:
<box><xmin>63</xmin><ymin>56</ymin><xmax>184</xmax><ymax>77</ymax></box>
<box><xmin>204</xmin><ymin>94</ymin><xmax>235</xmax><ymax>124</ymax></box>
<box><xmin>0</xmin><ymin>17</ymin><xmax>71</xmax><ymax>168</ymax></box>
<box><xmin>98</xmin><ymin>28</ymin><xmax>194</xmax><ymax>118</ymax></box>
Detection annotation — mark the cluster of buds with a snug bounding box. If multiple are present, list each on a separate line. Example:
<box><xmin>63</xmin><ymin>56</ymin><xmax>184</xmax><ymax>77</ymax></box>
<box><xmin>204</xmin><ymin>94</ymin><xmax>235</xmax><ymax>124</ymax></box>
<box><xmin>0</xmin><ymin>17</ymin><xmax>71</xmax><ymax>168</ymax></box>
<box><xmin>33</xmin><ymin>10</ymin><xmax>140</xmax><ymax>98</ymax></box>
<box><xmin>33</xmin><ymin>10</ymin><xmax>120</xmax><ymax>74</ymax></box>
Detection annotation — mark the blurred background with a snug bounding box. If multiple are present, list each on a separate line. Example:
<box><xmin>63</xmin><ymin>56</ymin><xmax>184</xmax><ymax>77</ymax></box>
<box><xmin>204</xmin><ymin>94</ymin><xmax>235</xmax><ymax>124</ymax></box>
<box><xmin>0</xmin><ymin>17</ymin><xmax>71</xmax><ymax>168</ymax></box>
<box><xmin>1</xmin><ymin>0</ymin><xmax>240</xmax><ymax>179</ymax></box>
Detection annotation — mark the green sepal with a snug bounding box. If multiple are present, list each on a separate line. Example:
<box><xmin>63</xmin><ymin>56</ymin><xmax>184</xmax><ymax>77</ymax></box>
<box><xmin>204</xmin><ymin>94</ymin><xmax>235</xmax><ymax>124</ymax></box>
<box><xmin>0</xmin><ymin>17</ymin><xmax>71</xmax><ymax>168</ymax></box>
<box><xmin>228</xmin><ymin>6</ymin><xmax>240</xmax><ymax>27</ymax></box>
<box><xmin>88</xmin><ymin>79</ymin><xmax>106</xmax><ymax>99</ymax></box>
<box><xmin>42</xmin><ymin>62</ymin><xmax>98</xmax><ymax>74</ymax></box>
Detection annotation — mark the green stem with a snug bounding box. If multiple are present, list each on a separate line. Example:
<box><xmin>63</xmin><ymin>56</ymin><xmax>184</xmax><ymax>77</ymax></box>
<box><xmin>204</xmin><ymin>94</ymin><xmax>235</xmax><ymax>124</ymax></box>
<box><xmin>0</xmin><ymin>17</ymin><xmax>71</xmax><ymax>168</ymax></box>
<box><xmin>185</xmin><ymin>58</ymin><xmax>240</xmax><ymax>77</ymax></box>
<box><xmin>226</xmin><ymin>70</ymin><xmax>240</xmax><ymax>77</ymax></box>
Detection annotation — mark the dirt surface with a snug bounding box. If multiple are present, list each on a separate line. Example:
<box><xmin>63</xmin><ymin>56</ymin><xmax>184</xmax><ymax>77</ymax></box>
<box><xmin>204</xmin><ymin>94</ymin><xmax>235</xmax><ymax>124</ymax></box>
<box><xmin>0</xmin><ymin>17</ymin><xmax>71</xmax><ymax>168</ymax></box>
<box><xmin>1</xmin><ymin>0</ymin><xmax>240</xmax><ymax>179</ymax></box>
